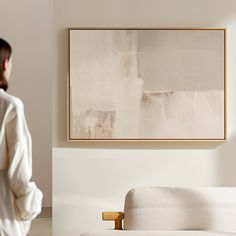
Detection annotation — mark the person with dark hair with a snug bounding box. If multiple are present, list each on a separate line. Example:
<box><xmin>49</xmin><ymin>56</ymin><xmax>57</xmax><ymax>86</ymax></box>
<box><xmin>0</xmin><ymin>38</ymin><xmax>43</xmax><ymax>236</ymax></box>
<box><xmin>0</xmin><ymin>38</ymin><xmax>11</xmax><ymax>91</ymax></box>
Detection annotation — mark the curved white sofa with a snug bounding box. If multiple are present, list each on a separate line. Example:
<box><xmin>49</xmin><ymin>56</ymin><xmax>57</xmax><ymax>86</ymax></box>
<box><xmin>82</xmin><ymin>187</ymin><xmax>236</xmax><ymax>236</ymax></box>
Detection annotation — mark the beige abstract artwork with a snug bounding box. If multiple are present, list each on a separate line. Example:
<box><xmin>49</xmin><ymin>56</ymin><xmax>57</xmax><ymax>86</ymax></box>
<box><xmin>69</xmin><ymin>29</ymin><xmax>225</xmax><ymax>140</ymax></box>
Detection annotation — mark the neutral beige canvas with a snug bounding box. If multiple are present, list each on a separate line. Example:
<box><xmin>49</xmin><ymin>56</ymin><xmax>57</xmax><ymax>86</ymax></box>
<box><xmin>69</xmin><ymin>29</ymin><xmax>225</xmax><ymax>140</ymax></box>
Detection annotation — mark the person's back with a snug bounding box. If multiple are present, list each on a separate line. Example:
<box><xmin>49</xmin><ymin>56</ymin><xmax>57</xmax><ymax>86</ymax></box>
<box><xmin>0</xmin><ymin>89</ymin><xmax>21</xmax><ymax>169</ymax></box>
<box><xmin>0</xmin><ymin>38</ymin><xmax>42</xmax><ymax>236</ymax></box>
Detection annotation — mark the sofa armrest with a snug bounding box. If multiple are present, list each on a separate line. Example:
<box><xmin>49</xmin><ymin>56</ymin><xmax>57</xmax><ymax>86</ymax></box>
<box><xmin>102</xmin><ymin>212</ymin><xmax>124</xmax><ymax>230</ymax></box>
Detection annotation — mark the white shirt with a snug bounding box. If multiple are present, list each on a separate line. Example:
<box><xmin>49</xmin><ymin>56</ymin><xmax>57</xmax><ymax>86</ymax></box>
<box><xmin>0</xmin><ymin>88</ymin><xmax>43</xmax><ymax>236</ymax></box>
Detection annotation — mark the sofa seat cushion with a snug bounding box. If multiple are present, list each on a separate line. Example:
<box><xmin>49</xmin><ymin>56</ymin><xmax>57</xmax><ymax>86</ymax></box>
<box><xmin>82</xmin><ymin>231</ymin><xmax>236</xmax><ymax>236</ymax></box>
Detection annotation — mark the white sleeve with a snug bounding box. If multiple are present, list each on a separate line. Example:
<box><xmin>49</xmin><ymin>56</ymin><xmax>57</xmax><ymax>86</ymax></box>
<box><xmin>5</xmin><ymin>100</ymin><xmax>43</xmax><ymax>221</ymax></box>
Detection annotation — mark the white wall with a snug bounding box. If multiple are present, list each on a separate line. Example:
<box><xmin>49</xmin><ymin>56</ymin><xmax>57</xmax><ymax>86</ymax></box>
<box><xmin>0</xmin><ymin>0</ymin><xmax>52</xmax><ymax>207</ymax></box>
<box><xmin>53</xmin><ymin>0</ymin><xmax>236</xmax><ymax>235</ymax></box>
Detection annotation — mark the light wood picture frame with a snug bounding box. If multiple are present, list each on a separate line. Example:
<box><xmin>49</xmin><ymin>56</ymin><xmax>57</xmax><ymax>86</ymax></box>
<box><xmin>68</xmin><ymin>28</ymin><xmax>226</xmax><ymax>141</ymax></box>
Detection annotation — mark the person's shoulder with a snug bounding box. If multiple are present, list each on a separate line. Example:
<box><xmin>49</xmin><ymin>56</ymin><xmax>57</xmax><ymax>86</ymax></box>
<box><xmin>0</xmin><ymin>89</ymin><xmax>24</xmax><ymax>111</ymax></box>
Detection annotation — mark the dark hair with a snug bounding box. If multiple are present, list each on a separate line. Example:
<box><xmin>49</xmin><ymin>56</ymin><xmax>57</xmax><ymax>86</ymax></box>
<box><xmin>0</xmin><ymin>38</ymin><xmax>12</xmax><ymax>91</ymax></box>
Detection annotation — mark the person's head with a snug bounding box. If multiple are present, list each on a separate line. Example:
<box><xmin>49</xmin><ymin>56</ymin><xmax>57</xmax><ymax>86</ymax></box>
<box><xmin>0</xmin><ymin>38</ymin><xmax>12</xmax><ymax>91</ymax></box>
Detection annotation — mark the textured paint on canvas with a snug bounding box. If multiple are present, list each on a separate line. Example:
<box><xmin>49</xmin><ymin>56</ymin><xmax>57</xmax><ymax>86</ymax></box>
<box><xmin>69</xmin><ymin>29</ymin><xmax>225</xmax><ymax>139</ymax></box>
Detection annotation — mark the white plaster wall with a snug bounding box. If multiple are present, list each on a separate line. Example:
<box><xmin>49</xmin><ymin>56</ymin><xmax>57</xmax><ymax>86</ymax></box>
<box><xmin>0</xmin><ymin>0</ymin><xmax>52</xmax><ymax>206</ymax></box>
<box><xmin>53</xmin><ymin>0</ymin><xmax>236</xmax><ymax>235</ymax></box>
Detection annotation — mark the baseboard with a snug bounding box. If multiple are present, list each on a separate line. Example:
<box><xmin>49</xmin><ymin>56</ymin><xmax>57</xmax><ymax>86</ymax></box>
<box><xmin>37</xmin><ymin>207</ymin><xmax>52</xmax><ymax>219</ymax></box>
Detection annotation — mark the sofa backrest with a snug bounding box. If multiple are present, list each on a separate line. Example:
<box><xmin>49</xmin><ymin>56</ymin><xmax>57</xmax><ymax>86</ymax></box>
<box><xmin>124</xmin><ymin>187</ymin><xmax>236</xmax><ymax>231</ymax></box>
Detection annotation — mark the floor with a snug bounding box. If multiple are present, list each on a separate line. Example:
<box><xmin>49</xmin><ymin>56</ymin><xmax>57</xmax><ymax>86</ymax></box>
<box><xmin>28</xmin><ymin>218</ymin><xmax>52</xmax><ymax>236</ymax></box>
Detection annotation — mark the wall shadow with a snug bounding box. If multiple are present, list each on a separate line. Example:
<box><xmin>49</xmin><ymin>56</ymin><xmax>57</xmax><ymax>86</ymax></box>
<box><xmin>63</xmin><ymin>140</ymin><xmax>225</xmax><ymax>150</ymax></box>
<box><xmin>217</xmin><ymin>134</ymin><xmax>236</xmax><ymax>186</ymax></box>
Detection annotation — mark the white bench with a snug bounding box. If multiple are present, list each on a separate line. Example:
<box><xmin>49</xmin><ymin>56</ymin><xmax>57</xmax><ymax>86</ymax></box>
<box><xmin>82</xmin><ymin>187</ymin><xmax>236</xmax><ymax>236</ymax></box>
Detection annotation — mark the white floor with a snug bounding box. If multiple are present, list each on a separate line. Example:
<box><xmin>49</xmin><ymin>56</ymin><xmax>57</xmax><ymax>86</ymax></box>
<box><xmin>28</xmin><ymin>218</ymin><xmax>52</xmax><ymax>236</ymax></box>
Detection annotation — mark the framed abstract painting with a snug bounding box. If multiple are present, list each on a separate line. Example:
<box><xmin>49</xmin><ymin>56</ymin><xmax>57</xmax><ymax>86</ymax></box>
<box><xmin>68</xmin><ymin>28</ymin><xmax>226</xmax><ymax>141</ymax></box>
